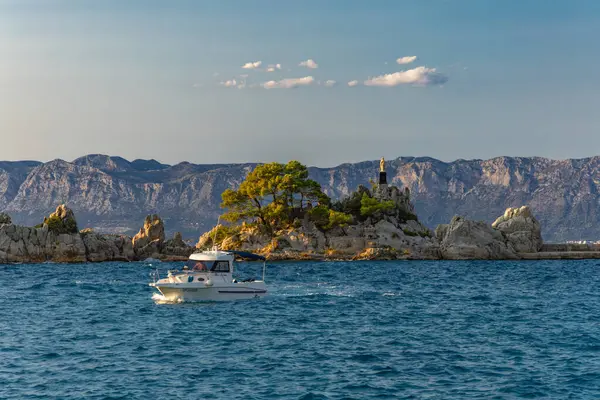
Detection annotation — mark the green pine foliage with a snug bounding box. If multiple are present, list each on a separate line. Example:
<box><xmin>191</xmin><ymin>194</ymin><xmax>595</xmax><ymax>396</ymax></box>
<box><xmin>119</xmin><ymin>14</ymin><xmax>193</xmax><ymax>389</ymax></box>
<box><xmin>309</xmin><ymin>206</ymin><xmax>353</xmax><ymax>231</ymax></box>
<box><xmin>44</xmin><ymin>215</ymin><xmax>78</xmax><ymax>234</ymax></box>
<box><xmin>221</xmin><ymin>161</ymin><xmax>349</xmax><ymax>235</ymax></box>
<box><xmin>331</xmin><ymin>185</ymin><xmax>371</xmax><ymax>221</ymax></box>
<box><xmin>360</xmin><ymin>193</ymin><xmax>395</xmax><ymax>217</ymax></box>
<box><xmin>204</xmin><ymin>225</ymin><xmax>241</xmax><ymax>248</ymax></box>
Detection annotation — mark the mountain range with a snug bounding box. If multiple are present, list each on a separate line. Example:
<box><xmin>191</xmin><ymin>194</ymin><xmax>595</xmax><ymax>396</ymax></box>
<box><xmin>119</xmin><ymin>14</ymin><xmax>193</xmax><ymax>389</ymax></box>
<box><xmin>1</xmin><ymin>154</ymin><xmax>600</xmax><ymax>242</ymax></box>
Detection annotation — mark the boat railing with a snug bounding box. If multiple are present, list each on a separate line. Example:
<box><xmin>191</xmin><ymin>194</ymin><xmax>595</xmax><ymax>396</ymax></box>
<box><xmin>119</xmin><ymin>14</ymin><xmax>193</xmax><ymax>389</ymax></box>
<box><xmin>150</xmin><ymin>268</ymin><xmax>160</xmax><ymax>283</ymax></box>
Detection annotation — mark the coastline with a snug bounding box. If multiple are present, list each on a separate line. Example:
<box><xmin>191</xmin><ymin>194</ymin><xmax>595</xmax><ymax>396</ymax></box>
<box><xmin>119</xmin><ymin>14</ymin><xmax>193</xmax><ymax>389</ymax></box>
<box><xmin>4</xmin><ymin>250</ymin><xmax>600</xmax><ymax>264</ymax></box>
<box><xmin>2</xmin><ymin>165</ymin><xmax>599</xmax><ymax>264</ymax></box>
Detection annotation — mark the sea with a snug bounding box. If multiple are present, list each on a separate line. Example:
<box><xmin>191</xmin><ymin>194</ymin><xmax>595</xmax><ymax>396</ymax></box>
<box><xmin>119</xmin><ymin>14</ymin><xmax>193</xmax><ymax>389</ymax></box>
<box><xmin>1</xmin><ymin>260</ymin><xmax>599</xmax><ymax>399</ymax></box>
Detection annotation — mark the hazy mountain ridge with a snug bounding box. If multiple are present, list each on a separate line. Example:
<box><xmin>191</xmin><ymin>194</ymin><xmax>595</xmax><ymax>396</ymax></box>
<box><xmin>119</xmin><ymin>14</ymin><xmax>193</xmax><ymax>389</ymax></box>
<box><xmin>1</xmin><ymin>154</ymin><xmax>600</xmax><ymax>241</ymax></box>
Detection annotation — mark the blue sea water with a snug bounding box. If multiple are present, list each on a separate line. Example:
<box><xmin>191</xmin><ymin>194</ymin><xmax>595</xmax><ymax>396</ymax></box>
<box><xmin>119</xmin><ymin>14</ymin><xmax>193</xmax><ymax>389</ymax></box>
<box><xmin>1</xmin><ymin>260</ymin><xmax>600</xmax><ymax>399</ymax></box>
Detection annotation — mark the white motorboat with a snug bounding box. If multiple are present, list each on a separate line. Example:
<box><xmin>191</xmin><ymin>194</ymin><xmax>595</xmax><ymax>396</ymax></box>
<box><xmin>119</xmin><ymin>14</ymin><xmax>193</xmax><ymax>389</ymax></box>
<box><xmin>149</xmin><ymin>250</ymin><xmax>267</xmax><ymax>302</ymax></box>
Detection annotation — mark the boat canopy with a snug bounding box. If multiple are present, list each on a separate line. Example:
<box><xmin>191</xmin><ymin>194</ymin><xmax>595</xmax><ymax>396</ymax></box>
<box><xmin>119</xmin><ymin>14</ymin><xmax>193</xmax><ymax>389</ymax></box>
<box><xmin>228</xmin><ymin>251</ymin><xmax>266</xmax><ymax>261</ymax></box>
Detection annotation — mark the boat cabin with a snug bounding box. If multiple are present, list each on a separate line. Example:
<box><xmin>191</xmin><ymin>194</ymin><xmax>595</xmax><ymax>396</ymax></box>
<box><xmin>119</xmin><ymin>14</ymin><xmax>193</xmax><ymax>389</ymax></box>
<box><xmin>163</xmin><ymin>250</ymin><xmax>267</xmax><ymax>284</ymax></box>
<box><xmin>183</xmin><ymin>251</ymin><xmax>235</xmax><ymax>273</ymax></box>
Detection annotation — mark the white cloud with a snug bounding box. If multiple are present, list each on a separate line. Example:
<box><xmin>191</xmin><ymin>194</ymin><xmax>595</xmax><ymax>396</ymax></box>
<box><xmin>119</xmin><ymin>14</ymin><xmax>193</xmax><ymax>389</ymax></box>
<box><xmin>324</xmin><ymin>80</ymin><xmax>336</xmax><ymax>87</ymax></box>
<box><xmin>363</xmin><ymin>66</ymin><xmax>448</xmax><ymax>87</ymax></box>
<box><xmin>299</xmin><ymin>59</ymin><xmax>318</xmax><ymax>69</ymax></box>
<box><xmin>220</xmin><ymin>79</ymin><xmax>237</xmax><ymax>87</ymax></box>
<box><xmin>396</xmin><ymin>56</ymin><xmax>417</xmax><ymax>65</ymax></box>
<box><xmin>242</xmin><ymin>61</ymin><xmax>262</xmax><ymax>69</ymax></box>
<box><xmin>266</xmin><ymin>64</ymin><xmax>282</xmax><ymax>72</ymax></box>
<box><xmin>262</xmin><ymin>76</ymin><xmax>315</xmax><ymax>89</ymax></box>
<box><xmin>347</xmin><ymin>80</ymin><xmax>359</xmax><ymax>87</ymax></box>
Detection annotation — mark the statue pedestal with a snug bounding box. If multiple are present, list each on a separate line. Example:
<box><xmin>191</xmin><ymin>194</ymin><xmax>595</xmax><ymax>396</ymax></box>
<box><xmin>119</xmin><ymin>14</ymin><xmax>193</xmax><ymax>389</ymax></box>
<box><xmin>379</xmin><ymin>171</ymin><xmax>387</xmax><ymax>185</ymax></box>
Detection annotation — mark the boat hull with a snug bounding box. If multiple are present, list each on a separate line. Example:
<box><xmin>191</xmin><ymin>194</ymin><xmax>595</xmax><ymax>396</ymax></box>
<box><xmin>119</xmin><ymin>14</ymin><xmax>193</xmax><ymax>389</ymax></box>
<box><xmin>150</xmin><ymin>282</ymin><xmax>267</xmax><ymax>302</ymax></box>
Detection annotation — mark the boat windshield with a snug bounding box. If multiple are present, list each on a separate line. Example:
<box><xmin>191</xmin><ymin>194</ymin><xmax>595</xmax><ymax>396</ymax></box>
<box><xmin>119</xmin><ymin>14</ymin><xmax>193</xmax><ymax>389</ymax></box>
<box><xmin>184</xmin><ymin>260</ymin><xmax>230</xmax><ymax>273</ymax></box>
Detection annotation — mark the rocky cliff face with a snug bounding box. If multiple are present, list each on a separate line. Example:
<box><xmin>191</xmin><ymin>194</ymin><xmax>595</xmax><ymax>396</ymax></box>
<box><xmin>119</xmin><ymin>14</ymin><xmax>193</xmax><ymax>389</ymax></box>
<box><xmin>0</xmin><ymin>161</ymin><xmax>41</xmax><ymax>210</ymax></box>
<box><xmin>2</xmin><ymin>154</ymin><xmax>600</xmax><ymax>241</ymax></box>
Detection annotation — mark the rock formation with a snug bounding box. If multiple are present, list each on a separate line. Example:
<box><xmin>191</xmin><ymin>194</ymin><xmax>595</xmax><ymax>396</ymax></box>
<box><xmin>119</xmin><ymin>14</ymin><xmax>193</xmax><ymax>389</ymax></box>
<box><xmin>162</xmin><ymin>232</ymin><xmax>195</xmax><ymax>259</ymax></box>
<box><xmin>492</xmin><ymin>206</ymin><xmax>543</xmax><ymax>253</ymax></box>
<box><xmin>81</xmin><ymin>230</ymin><xmax>134</xmax><ymax>262</ymax></box>
<box><xmin>198</xmin><ymin>183</ymin><xmax>439</xmax><ymax>260</ymax></box>
<box><xmin>43</xmin><ymin>204</ymin><xmax>79</xmax><ymax>234</ymax></box>
<box><xmin>0</xmin><ymin>206</ymin><xmax>88</xmax><ymax>263</ymax></box>
<box><xmin>0</xmin><ymin>206</ymin><xmax>194</xmax><ymax>263</ymax></box>
<box><xmin>0</xmin><ymin>199</ymin><xmax>594</xmax><ymax>263</ymax></box>
<box><xmin>435</xmin><ymin>216</ymin><xmax>518</xmax><ymax>260</ymax></box>
<box><xmin>434</xmin><ymin>205</ymin><xmax>549</xmax><ymax>259</ymax></box>
<box><xmin>132</xmin><ymin>214</ymin><xmax>165</xmax><ymax>259</ymax></box>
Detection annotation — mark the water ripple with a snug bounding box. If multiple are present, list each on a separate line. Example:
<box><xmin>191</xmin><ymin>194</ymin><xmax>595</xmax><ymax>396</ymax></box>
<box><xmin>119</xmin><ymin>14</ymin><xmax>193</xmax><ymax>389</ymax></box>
<box><xmin>1</xmin><ymin>260</ymin><xmax>600</xmax><ymax>399</ymax></box>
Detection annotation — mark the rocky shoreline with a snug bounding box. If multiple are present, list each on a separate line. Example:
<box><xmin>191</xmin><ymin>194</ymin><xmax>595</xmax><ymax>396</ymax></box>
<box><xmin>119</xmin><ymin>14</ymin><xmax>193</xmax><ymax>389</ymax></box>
<box><xmin>1</xmin><ymin>200</ymin><xmax>599</xmax><ymax>264</ymax></box>
<box><xmin>0</xmin><ymin>206</ymin><xmax>195</xmax><ymax>264</ymax></box>
<box><xmin>197</xmin><ymin>180</ymin><xmax>600</xmax><ymax>262</ymax></box>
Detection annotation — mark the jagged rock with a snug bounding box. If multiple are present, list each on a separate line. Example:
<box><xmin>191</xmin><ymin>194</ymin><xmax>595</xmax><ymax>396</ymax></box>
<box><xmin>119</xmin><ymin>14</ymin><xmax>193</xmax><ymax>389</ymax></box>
<box><xmin>49</xmin><ymin>204</ymin><xmax>75</xmax><ymax>222</ymax></box>
<box><xmin>132</xmin><ymin>214</ymin><xmax>165</xmax><ymax>259</ymax></box>
<box><xmin>374</xmin><ymin>185</ymin><xmax>415</xmax><ymax>214</ymax></box>
<box><xmin>43</xmin><ymin>204</ymin><xmax>79</xmax><ymax>234</ymax></box>
<box><xmin>0</xmin><ymin>208</ymin><xmax>189</xmax><ymax>263</ymax></box>
<box><xmin>436</xmin><ymin>216</ymin><xmax>518</xmax><ymax>260</ymax></box>
<box><xmin>0</xmin><ymin>224</ymin><xmax>86</xmax><ymax>263</ymax></box>
<box><xmin>82</xmin><ymin>231</ymin><xmax>134</xmax><ymax>262</ymax></box>
<box><xmin>0</xmin><ymin>212</ymin><xmax>11</xmax><ymax>225</ymax></box>
<box><xmin>46</xmin><ymin>232</ymin><xmax>87</xmax><ymax>263</ymax></box>
<box><xmin>162</xmin><ymin>232</ymin><xmax>194</xmax><ymax>258</ymax></box>
<box><xmin>492</xmin><ymin>206</ymin><xmax>543</xmax><ymax>253</ymax></box>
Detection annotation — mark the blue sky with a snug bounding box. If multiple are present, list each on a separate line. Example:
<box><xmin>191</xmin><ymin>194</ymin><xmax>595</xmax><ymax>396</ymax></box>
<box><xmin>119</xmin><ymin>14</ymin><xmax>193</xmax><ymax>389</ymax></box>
<box><xmin>1</xmin><ymin>0</ymin><xmax>599</xmax><ymax>167</ymax></box>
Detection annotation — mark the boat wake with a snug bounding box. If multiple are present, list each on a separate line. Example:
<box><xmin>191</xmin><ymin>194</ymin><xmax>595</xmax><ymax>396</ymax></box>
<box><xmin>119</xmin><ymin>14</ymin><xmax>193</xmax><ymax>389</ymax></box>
<box><xmin>151</xmin><ymin>293</ymin><xmax>224</xmax><ymax>305</ymax></box>
<box><xmin>272</xmin><ymin>283</ymin><xmax>401</xmax><ymax>299</ymax></box>
<box><xmin>151</xmin><ymin>293</ymin><xmax>183</xmax><ymax>304</ymax></box>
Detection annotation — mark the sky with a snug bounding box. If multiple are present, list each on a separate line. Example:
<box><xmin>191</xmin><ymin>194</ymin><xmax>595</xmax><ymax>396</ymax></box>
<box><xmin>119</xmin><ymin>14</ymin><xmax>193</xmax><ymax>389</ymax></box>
<box><xmin>1</xmin><ymin>0</ymin><xmax>600</xmax><ymax>167</ymax></box>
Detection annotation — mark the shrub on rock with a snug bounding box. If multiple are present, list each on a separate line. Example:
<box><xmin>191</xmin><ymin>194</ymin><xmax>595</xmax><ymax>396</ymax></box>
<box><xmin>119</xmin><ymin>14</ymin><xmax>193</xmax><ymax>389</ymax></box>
<box><xmin>43</xmin><ymin>204</ymin><xmax>79</xmax><ymax>234</ymax></box>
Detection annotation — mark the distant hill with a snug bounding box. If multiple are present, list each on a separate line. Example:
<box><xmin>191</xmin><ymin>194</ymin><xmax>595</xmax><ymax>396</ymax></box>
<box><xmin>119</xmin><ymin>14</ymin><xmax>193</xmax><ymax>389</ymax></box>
<box><xmin>2</xmin><ymin>154</ymin><xmax>600</xmax><ymax>242</ymax></box>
